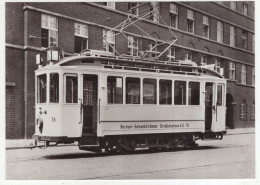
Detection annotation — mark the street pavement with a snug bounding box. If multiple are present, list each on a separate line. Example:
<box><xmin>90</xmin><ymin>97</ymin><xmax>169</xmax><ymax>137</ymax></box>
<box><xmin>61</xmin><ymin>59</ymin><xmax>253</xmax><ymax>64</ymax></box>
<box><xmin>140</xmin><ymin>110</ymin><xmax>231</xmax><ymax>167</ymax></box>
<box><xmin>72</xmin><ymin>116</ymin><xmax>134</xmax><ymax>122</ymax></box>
<box><xmin>5</xmin><ymin>127</ymin><xmax>255</xmax><ymax>150</ymax></box>
<box><xmin>5</xmin><ymin>131</ymin><xmax>255</xmax><ymax>179</ymax></box>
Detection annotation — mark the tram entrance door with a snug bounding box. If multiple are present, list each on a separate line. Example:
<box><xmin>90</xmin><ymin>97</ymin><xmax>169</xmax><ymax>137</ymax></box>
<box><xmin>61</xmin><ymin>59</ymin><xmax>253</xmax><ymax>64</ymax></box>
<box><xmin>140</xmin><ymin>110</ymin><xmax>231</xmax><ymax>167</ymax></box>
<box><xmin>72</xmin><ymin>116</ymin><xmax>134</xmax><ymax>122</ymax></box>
<box><xmin>205</xmin><ymin>83</ymin><xmax>214</xmax><ymax>131</ymax></box>
<box><xmin>82</xmin><ymin>75</ymin><xmax>98</xmax><ymax>135</ymax></box>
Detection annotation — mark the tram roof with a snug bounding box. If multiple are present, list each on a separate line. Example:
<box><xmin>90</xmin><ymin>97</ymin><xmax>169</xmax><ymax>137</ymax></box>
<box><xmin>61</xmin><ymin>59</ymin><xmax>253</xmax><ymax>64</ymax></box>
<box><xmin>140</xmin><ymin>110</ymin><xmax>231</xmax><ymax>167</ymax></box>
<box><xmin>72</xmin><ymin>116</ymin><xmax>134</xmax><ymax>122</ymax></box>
<box><xmin>37</xmin><ymin>53</ymin><xmax>224</xmax><ymax>79</ymax></box>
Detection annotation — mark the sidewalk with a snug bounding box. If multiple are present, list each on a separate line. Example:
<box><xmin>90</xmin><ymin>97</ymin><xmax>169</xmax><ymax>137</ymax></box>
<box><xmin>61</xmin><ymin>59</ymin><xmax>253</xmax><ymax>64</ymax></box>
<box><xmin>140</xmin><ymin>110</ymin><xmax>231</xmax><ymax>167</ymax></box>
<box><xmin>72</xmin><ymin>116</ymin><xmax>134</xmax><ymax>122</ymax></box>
<box><xmin>5</xmin><ymin>127</ymin><xmax>255</xmax><ymax>150</ymax></box>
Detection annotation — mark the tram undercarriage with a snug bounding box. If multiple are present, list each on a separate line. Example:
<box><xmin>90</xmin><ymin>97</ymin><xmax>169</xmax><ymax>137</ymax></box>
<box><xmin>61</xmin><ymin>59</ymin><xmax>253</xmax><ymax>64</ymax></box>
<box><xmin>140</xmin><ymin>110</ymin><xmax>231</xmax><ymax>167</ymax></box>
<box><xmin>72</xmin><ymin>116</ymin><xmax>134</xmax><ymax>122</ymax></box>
<box><xmin>32</xmin><ymin>131</ymin><xmax>226</xmax><ymax>153</ymax></box>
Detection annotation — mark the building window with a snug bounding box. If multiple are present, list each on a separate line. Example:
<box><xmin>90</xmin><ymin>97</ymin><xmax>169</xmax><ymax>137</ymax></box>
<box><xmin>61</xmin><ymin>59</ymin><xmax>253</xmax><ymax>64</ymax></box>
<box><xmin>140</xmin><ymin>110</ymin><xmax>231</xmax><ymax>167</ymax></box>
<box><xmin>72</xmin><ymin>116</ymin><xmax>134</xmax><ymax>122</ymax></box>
<box><xmin>251</xmin><ymin>101</ymin><xmax>255</xmax><ymax>120</ymax></box>
<box><xmin>215</xmin><ymin>59</ymin><xmax>221</xmax><ymax>73</ymax></box>
<box><xmin>243</xmin><ymin>3</ymin><xmax>248</xmax><ymax>16</ymax></box>
<box><xmin>102</xmin><ymin>2</ymin><xmax>115</xmax><ymax>9</ymax></box>
<box><xmin>188</xmin><ymin>82</ymin><xmax>200</xmax><ymax>105</ymax></box>
<box><xmin>74</xmin><ymin>23</ymin><xmax>88</xmax><ymax>53</ymax></box>
<box><xmin>150</xmin><ymin>2</ymin><xmax>159</xmax><ymax>23</ymax></box>
<box><xmin>170</xmin><ymin>3</ymin><xmax>178</xmax><ymax>28</ymax></box>
<box><xmin>159</xmin><ymin>80</ymin><xmax>172</xmax><ymax>105</ymax></box>
<box><xmin>240</xmin><ymin>99</ymin><xmax>247</xmax><ymax>119</ymax></box>
<box><xmin>103</xmin><ymin>30</ymin><xmax>115</xmax><ymax>54</ymax></box>
<box><xmin>167</xmin><ymin>47</ymin><xmax>175</xmax><ymax>61</ymax></box>
<box><xmin>242</xmin><ymin>30</ymin><xmax>248</xmax><ymax>50</ymax></box>
<box><xmin>65</xmin><ymin>75</ymin><xmax>78</xmax><ymax>103</ymax></box>
<box><xmin>230</xmin><ymin>2</ymin><xmax>236</xmax><ymax>10</ymax></box>
<box><xmin>174</xmin><ymin>81</ymin><xmax>186</xmax><ymax>105</ymax></box>
<box><xmin>202</xmin><ymin>16</ymin><xmax>209</xmax><ymax>38</ymax></box>
<box><xmin>37</xmin><ymin>74</ymin><xmax>47</xmax><ymax>103</ymax></box>
<box><xmin>187</xmin><ymin>10</ymin><xmax>194</xmax><ymax>33</ymax></box>
<box><xmin>186</xmin><ymin>51</ymin><xmax>192</xmax><ymax>60</ymax></box>
<box><xmin>41</xmin><ymin>14</ymin><xmax>58</xmax><ymax>48</ymax></box>
<box><xmin>229</xmin><ymin>61</ymin><xmax>236</xmax><ymax>80</ymax></box>
<box><xmin>126</xmin><ymin>77</ymin><xmax>140</xmax><ymax>104</ymax></box>
<box><xmin>230</xmin><ymin>26</ymin><xmax>236</xmax><ymax>47</ymax></box>
<box><xmin>107</xmin><ymin>76</ymin><xmax>123</xmax><ymax>104</ymax></box>
<box><xmin>252</xmin><ymin>67</ymin><xmax>255</xmax><ymax>86</ymax></box>
<box><xmin>143</xmin><ymin>79</ymin><xmax>157</xmax><ymax>104</ymax></box>
<box><xmin>241</xmin><ymin>64</ymin><xmax>247</xmax><ymax>84</ymax></box>
<box><xmin>128</xmin><ymin>36</ymin><xmax>138</xmax><ymax>56</ymax></box>
<box><xmin>217</xmin><ymin>21</ymin><xmax>223</xmax><ymax>43</ymax></box>
<box><xmin>148</xmin><ymin>42</ymin><xmax>158</xmax><ymax>58</ymax></box>
<box><xmin>128</xmin><ymin>2</ymin><xmax>139</xmax><ymax>15</ymax></box>
<box><xmin>201</xmin><ymin>56</ymin><xmax>207</xmax><ymax>66</ymax></box>
<box><xmin>50</xmin><ymin>73</ymin><xmax>59</xmax><ymax>103</ymax></box>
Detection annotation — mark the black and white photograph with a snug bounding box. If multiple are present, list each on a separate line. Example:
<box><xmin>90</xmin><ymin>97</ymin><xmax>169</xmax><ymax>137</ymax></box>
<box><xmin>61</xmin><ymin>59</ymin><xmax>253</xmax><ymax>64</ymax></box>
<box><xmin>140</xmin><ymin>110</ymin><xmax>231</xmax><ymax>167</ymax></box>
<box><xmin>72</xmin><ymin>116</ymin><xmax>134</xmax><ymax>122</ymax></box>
<box><xmin>2</xmin><ymin>0</ymin><xmax>257</xmax><ymax>184</ymax></box>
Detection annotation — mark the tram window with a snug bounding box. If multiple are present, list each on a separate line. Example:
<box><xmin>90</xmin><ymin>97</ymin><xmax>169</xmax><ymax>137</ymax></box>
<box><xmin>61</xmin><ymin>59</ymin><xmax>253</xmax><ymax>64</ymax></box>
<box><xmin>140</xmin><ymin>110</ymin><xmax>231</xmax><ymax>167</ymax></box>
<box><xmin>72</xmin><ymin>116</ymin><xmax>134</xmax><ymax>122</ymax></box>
<box><xmin>65</xmin><ymin>75</ymin><xmax>78</xmax><ymax>103</ymax></box>
<box><xmin>159</xmin><ymin>80</ymin><xmax>172</xmax><ymax>105</ymax></box>
<box><xmin>143</xmin><ymin>79</ymin><xmax>157</xmax><ymax>104</ymax></box>
<box><xmin>50</xmin><ymin>73</ymin><xmax>59</xmax><ymax>103</ymax></box>
<box><xmin>188</xmin><ymin>82</ymin><xmax>200</xmax><ymax>105</ymax></box>
<box><xmin>37</xmin><ymin>74</ymin><xmax>47</xmax><ymax>103</ymax></box>
<box><xmin>217</xmin><ymin>84</ymin><xmax>224</xmax><ymax>106</ymax></box>
<box><xmin>126</xmin><ymin>77</ymin><xmax>140</xmax><ymax>104</ymax></box>
<box><xmin>174</xmin><ymin>81</ymin><xmax>186</xmax><ymax>105</ymax></box>
<box><xmin>107</xmin><ymin>76</ymin><xmax>123</xmax><ymax>104</ymax></box>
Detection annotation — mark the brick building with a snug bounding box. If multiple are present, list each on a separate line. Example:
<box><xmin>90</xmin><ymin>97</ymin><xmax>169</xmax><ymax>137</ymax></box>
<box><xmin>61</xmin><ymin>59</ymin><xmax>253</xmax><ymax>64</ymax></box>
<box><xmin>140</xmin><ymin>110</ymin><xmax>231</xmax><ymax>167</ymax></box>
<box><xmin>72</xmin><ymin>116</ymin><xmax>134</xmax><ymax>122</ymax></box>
<box><xmin>5</xmin><ymin>2</ymin><xmax>255</xmax><ymax>139</ymax></box>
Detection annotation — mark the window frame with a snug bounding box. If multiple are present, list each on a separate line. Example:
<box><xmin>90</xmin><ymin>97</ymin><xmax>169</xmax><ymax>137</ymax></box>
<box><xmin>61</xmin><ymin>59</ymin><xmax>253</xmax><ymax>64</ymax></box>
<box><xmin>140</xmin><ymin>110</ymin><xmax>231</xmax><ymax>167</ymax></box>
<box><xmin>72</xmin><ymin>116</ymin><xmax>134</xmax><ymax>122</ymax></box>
<box><xmin>128</xmin><ymin>2</ymin><xmax>139</xmax><ymax>16</ymax></box>
<box><xmin>37</xmin><ymin>74</ymin><xmax>47</xmax><ymax>104</ymax></box>
<box><xmin>128</xmin><ymin>36</ymin><xmax>138</xmax><ymax>56</ymax></box>
<box><xmin>215</xmin><ymin>59</ymin><xmax>221</xmax><ymax>73</ymax></box>
<box><xmin>170</xmin><ymin>3</ymin><xmax>178</xmax><ymax>29</ymax></box>
<box><xmin>41</xmin><ymin>14</ymin><xmax>58</xmax><ymax>48</ymax></box>
<box><xmin>230</xmin><ymin>26</ymin><xmax>236</xmax><ymax>47</ymax></box>
<box><xmin>241</xmin><ymin>64</ymin><xmax>247</xmax><ymax>84</ymax></box>
<box><xmin>159</xmin><ymin>79</ymin><xmax>172</xmax><ymax>105</ymax></box>
<box><xmin>186</xmin><ymin>51</ymin><xmax>192</xmax><ymax>60</ymax></box>
<box><xmin>126</xmin><ymin>77</ymin><xmax>141</xmax><ymax>104</ymax></box>
<box><xmin>188</xmin><ymin>81</ymin><xmax>200</xmax><ymax>105</ymax></box>
<box><xmin>240</xmin><ymin>100</ymin><xmax>247</xmax><ymax>120</ymax></box>
<box><xmin>217</xmin><ymin>21</ymin><xmax>223</xmax><ymax>43</ymax></box>
<box><xmin>187</xmin><ymin>10</ymin><xmax>195</xmax><ymax>34</ymax></box>
<box><xmin>143</xmin><ymin>78</ymin><xmax>157</xmax><ymax>105</ymax></box>
<box><xmin>107</xmin><ymin>76</ymin><xmax>123</xmax><ymax>104</ymax></box>
<box><xmin>201</xmin><ymin>55</ymin><xmax>207</xmax><ymax>65</ymax></box>
<box><xmin>103</xmin><ymin>30</ymin><xmax>116</xmax><ymax>54</ymax></box>
<box><xmin>229</xmin><ymin>61</ymin><xmax>236</xmax><ymax>80</ymax></box>
<box><xmin>64</xmin><ymin>74</ymin><xmax>78</xmax><ymax>104</ymax></box>
<box><xmin>174</xmin><ymin>80</ymin><xmax>187</xmax><ymax>105</ymax></box>
<box><xmin>49</xmin><ymin>73</ymin><xmax>59</xmax><ymax>103</ymax></box>
<box><xmin>202</xmin><ymin>15</ymin><xmax>209</xmax><ymax>38</ymax></box>
<box><xmin>243</xmin><ymin>3</ymin><xmax>248</xmax><ymax>16</ymax></box>
<box><xmin>230</xmin><ymin>2</ymin><xmax>236</xmax><ymax>11</ymax></box>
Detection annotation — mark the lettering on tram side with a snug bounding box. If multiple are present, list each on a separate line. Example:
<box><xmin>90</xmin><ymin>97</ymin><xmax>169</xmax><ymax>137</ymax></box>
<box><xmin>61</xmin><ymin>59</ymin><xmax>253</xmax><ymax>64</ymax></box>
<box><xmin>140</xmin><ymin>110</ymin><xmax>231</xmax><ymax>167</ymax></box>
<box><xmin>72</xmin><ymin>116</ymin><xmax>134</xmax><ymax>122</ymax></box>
<box><xmin>120</xmin><ymin>122</ymin><xmax>190</xmax><ymax>130</ymax></box>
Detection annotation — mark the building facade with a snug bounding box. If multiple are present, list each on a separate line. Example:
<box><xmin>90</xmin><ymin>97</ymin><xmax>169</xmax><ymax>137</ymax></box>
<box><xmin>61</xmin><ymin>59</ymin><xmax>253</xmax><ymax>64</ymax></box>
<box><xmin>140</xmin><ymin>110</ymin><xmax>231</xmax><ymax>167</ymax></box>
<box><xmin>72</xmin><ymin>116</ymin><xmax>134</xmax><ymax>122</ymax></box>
<box><xmin>6</xmin><ymin>2</ymin><xmax>255</xmax><ymax>139</ymax></box>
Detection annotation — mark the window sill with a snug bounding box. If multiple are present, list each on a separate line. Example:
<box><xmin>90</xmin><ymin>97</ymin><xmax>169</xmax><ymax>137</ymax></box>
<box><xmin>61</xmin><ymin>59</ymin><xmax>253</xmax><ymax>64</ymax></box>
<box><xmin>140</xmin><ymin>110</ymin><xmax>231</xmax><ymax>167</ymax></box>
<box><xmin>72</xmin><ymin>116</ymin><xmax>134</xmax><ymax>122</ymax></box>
<box><xmin>237</xmin><ymin>83</ymin><xmax>255</xmax><ymax>88</ymax></box>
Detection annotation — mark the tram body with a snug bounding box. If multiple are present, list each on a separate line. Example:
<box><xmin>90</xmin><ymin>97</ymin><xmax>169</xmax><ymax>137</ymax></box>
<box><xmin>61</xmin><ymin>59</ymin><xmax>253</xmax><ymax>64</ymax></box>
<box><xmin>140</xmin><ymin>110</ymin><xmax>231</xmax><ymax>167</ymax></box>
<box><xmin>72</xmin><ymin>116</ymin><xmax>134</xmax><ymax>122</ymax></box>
<box><xmin>33</xmin><ymin>50</ymin><xmax>226</xmax><ymax>152</ymax></box>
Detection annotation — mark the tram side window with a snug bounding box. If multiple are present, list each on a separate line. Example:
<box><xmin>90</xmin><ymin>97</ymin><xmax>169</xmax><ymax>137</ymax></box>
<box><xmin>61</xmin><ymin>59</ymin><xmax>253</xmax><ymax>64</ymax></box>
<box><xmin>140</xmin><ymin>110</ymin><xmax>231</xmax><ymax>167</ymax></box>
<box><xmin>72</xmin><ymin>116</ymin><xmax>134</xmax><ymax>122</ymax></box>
<box><xmin>107</xmin><ymin>76</ymin><xmax>123</xmax><ymax>104</ymax></box>
<box><xmin>143</xmin><ymin>79</ymin><xmax>157</xmax><ymax>104</ymax></box>
<box><xmin>66</xmin><ymin>75</ymin><xmax>78</xmax><ymax>103</ymax></box>
<box><xmin>159</xmin><ymin>80</ymin><xmax>172</xmax><ymax>105</ymax></box>
<box><xmin>37</xmin><ymin>74</ymin><xmax>47</xmax><ymax>103</ymax></box>
<box><xmin>174</xmin><ymin>81</ymin><xmax>186</xmax><ymax>105</ymax></box>
<box><xmin>188</xmin><ymin>82</ymin><xmax>200</xmax><ymax>105</ymax></box>
<box><xmin>126</xmin><ymin>77</ymin><xmax>140</xmax><ymax>104</ymax></box>
<box><xmin>217</xmin><ymin>84</ymin><xmax>224</xmax><ymax>106</ymax></box>
<box><xmin>50</xmin><ymin>73</ymin><xmax>59</xmax><ymax>103</ymax></box>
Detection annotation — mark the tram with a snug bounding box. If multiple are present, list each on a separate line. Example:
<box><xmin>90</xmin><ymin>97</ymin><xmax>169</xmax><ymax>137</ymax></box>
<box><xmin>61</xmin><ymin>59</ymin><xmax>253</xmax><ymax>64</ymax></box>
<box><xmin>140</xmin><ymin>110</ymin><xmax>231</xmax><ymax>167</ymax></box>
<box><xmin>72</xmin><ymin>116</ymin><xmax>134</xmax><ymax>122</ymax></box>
<box><xmin>32</xmin><ymin>49</ymin><xmax>226</xmax><ymax>153</ymax></box>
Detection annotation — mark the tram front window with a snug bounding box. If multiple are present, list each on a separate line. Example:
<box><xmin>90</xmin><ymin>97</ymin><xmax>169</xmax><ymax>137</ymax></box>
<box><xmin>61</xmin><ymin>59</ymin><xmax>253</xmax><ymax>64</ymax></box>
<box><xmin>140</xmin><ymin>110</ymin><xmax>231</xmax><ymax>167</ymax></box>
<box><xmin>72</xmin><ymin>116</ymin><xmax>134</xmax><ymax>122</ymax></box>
<box><xmin>174</xmin><ymin>81</ymin><xmax>186</xmax><ymax>105</ymax></box>
<box><xmin>50</xmin><ymin>73</ymin><xmax>59</xmax><ymax>103</ymax></box>
<box><xmin>37</xmin><ymin>74</ymin><xmax>47</xmax><ymax>103</ymax></box>
<box><xmin>126</xmin><ymin>77</ymin><xmax>140</xmax><ymax>104</ymax></box>
<box><xmin>188</xmin><ymin>82</ymin><xmax>200</xmax><ymax>105</ymax></box>
<box><xmin>107</xmin><ymin>76</ymin><xmax>123</xmax><ymax>104</ymax></box>
<box><xmin>65</xmin><ymin>75</ymin><xmax>78</xmax><ymax>103</ymax></box>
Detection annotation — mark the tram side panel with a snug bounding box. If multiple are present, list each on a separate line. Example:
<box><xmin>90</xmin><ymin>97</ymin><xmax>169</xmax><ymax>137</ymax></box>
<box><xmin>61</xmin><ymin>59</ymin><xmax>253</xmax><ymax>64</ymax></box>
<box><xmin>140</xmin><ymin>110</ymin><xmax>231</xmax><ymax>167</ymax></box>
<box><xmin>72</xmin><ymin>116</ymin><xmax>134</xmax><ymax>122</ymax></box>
<box><xmin>35</xmin><ymin>105</ymin><xmax>62</xmax><ymax>136</ymax></box>
<box><xmin>99</xmin><ymin>105</ymin><xmax>204</xmax><ymax>136</ymax></box>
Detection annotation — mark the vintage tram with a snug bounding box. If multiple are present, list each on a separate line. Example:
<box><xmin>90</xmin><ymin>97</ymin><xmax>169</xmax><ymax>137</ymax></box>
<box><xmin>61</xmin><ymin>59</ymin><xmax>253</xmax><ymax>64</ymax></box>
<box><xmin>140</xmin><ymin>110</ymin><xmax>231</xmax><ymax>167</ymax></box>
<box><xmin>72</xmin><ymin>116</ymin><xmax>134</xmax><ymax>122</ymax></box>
<box><xmin>33</xmin><ymin>49</ymin><xmax>226</xmax><ymax>153</ymax></box>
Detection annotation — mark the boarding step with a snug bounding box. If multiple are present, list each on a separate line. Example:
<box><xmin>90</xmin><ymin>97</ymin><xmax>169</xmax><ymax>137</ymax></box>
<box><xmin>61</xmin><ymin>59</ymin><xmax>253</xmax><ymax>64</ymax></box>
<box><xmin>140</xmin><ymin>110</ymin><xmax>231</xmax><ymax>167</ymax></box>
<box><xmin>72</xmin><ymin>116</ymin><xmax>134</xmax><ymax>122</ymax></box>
<box><xmin>79</xmin><ymin>135</ymin><xmax>99</xmax><ymax>147</ymax></box>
